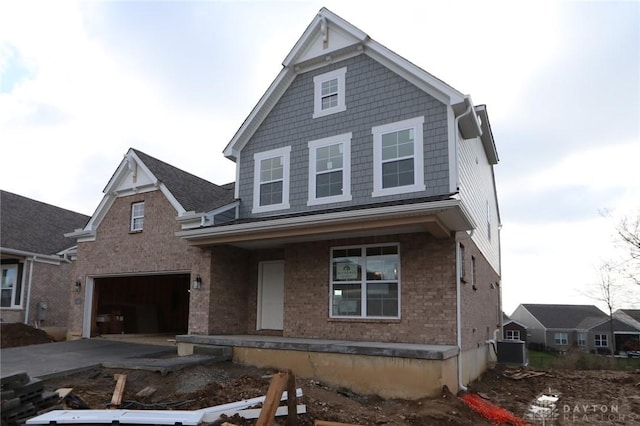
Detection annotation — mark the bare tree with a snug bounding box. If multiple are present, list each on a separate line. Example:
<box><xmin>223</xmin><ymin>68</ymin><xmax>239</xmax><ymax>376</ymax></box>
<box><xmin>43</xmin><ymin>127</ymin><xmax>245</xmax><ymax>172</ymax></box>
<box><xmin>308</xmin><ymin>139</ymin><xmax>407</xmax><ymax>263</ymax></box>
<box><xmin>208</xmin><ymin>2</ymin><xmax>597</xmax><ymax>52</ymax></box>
<box><xmin>615</xmin><ymin>210</ymin><xmax>640</xmax><ymax>285</ymax></box>
<box><xmin>597</xmin><ymin>262</ymin><xmax>617</xmax><ymax>356</ymax></box>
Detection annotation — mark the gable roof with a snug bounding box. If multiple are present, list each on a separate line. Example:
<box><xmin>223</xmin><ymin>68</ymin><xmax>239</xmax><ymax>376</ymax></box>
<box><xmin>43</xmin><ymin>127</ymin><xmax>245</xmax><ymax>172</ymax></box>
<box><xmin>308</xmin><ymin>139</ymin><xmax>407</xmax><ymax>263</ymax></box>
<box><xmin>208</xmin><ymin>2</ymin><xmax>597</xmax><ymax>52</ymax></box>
<box><xmin>0</xmin><ymin>190</ymin><xmax>90</xmax><ymax>255</ymax></box>
<box><xmin>131</xmin><ymin>149</ymin><xmax>234</xmax><ymax>213</ymax></box>
<box><xmin>589</xmin><ymin>317</ymin><xmax>640</xmax><ymax>333</ymax></box>
<box><xmin>619</xmin><ymin>309</ymin><xmax>640</xmax><ymax>322</ymax></box>
<box><xmin>66</xmin><ymin>149</ymin><xmax>235</xmax><ymax>241</ymax></box>
<box><xmin>521</xmin><ymin>304</ymin><xmax>608</xmax><ymax>329</ymax></box>
<box><xmin>223</xmin><ymin>7</ymin><xmax>485</xmax><ymax>162</ymax></box>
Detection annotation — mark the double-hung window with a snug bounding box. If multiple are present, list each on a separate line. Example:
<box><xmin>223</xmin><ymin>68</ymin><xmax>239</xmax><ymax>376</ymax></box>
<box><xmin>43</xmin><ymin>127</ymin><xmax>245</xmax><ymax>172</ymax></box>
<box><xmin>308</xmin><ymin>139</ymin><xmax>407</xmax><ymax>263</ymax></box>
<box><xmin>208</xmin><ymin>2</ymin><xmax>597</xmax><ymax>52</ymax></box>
<box><xmin>307</xmin><ymin>133</ymin><xmax>352</xmax><ymax>205</ymax></box>
<box><xmin>253</xmin><ymin>147</ymin><xmax>291</xmax><ymax>213</ymax></box>
<box><xmin>595</xmin><ymin>334</ymin><xmax>608</xmax><ymax>347</ymax></box>
<box><xmin>313</xmin><ymin>67</ymin><xmax>346</xmax><ymax>118</ymax></box>
<box><xmin>1</xmin><ymin>262</ymin><xmax>22</xmax><ymax>308</ymax></box>
<box><xmin>130</xmin><ymin>202</ymin><xmax>144</xmax><ymax>232</ymax></box>
<box><xmin>372</xmin><ymin>116</ymin><xmax>425</xmax><ymax>197</ymax></box>
<box><xmin>331</xmin><ymin>244</ymin><xmax>400</xmax><ymax>319</ymax></box>
<box><xmin>554</xmin><ymin>332</ymin><xmax>568</xmax><ymax>345</ymax></box>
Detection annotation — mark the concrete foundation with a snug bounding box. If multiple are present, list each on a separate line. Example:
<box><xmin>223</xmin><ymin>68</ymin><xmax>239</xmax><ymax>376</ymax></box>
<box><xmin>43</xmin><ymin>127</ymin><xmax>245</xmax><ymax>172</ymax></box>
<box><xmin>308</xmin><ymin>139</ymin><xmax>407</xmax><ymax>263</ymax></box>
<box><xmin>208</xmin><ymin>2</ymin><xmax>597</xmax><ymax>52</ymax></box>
<box><xmin>176</xmin><ymin>335</ymin><xmax>461</xmax><ymax>399</ymax></box>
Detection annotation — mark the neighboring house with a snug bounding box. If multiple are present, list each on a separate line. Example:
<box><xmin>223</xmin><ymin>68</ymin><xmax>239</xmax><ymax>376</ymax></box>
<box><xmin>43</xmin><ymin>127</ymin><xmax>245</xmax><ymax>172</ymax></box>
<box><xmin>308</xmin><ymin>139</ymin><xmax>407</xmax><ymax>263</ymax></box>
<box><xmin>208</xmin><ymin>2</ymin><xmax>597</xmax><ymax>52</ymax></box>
<box><xmin>0</xmin><ymin>190</ymin><xmax>89</xmax><ymax>329</ymax></box>
<box><xmin>502</xmin><ymin>312</ymin><xmax>527</xmax><ymax>344</ymax></box>
<box><xmin>64</xmin><ymin>8</ymin><xmax>502</xmax><ymax>398</ymax></box>
<box><xmin>613</xmin><ymin>309</ymin><xmax>640</xmax><ymax>352</ymax></box>
<box><xmin>509</xmin><ymin>303</ymin><xmax>640</xmax><ymax>353</ymax></box>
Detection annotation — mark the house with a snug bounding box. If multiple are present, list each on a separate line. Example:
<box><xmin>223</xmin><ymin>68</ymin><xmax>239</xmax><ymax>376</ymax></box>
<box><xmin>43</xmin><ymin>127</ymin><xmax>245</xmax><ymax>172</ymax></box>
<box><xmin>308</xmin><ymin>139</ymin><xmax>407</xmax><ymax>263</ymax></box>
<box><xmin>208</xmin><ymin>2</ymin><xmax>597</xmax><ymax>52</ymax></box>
<box><xmin>64</xmin><ymin>8</ymin><xmax>502</xmax><ymax>398</ymax></box>
<box><xmin>0</xmin><ymin>190</ymin><xmax>89</xmax><ymax>330</ymax></box>
<box><xmin>613</xmin><ymin>309</ymin><xmax>640</xmax><ymax>352</ymax></box>
<box><xmin>509</xmin><ymin>303</ymin><xmax>640</xmax><ymax>354</ymax></box>
<box><xmin>502</xmin><ymin>312</ymin><xmax>527</xmax><ymax>344</ymax></box>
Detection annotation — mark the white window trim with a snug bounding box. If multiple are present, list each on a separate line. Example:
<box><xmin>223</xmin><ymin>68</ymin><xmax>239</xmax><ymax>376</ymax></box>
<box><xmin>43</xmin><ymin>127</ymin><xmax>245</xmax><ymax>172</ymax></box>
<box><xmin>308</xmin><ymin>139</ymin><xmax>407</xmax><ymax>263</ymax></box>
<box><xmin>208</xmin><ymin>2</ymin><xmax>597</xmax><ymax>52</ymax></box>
<box><xmin>307</xmin><ymin>133</ymin><xmax>352</xmax><ymax>206</ymax></box>
<box><xmin>130</xmin><ymin>202</ymin><xmax>144</xmax><ymax>232</ymax></box>
<box><xmin>371</xmin><ymin>116</ymin><xmax>426</xmax><ymax>197</ymax></box>
<box><xmin>505</xmin><ymin>329</ymin><xmax>520</xmax><ymax>340</ymax></box>
<box><xmin>252</xmin><ymin>146</ymin><xmax>291</xmax><ymax>214</ymax></box>
<box><xmin>312</xmin><ymin>67</ymin><xmax>347</xmax><ymax>119</ymax></box>
<box><xmin>329</xmin><ymin>243</ymin><xmax>401</xmax><ymax>320</ymax></box>
<box><xmin>1</xmin><ymin>263</ymin><xmax>22</xmax><ymax>309</ymax></box>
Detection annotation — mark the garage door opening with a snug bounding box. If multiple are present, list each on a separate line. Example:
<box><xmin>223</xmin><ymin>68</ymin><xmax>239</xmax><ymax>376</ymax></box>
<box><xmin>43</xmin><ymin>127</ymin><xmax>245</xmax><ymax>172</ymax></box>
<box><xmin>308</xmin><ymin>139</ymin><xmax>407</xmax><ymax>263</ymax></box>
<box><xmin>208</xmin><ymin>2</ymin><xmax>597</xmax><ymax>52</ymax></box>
<box><xmin>93</xmin><ymin>274</ymin><xmax>189</xmax><ymax>335</ymax></box>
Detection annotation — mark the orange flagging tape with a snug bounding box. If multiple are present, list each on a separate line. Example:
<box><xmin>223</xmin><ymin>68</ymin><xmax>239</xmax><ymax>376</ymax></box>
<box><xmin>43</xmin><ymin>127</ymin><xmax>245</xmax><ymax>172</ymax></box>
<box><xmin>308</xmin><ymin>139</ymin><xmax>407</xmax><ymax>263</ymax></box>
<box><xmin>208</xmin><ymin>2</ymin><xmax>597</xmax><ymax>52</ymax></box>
<box><xmin>459</xmin><ymin>393</ymin><xmax>530</xmax><ymax>426</ymax></box>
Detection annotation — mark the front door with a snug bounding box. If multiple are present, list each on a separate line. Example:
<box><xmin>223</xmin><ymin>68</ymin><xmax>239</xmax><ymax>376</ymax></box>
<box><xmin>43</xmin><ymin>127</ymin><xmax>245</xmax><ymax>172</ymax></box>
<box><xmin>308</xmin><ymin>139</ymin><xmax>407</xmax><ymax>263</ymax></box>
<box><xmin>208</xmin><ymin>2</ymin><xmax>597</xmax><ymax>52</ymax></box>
<box><xmin>258</xmin><ymin>261</ymin><xmax>284</xmax><ymax>330</ymax></box>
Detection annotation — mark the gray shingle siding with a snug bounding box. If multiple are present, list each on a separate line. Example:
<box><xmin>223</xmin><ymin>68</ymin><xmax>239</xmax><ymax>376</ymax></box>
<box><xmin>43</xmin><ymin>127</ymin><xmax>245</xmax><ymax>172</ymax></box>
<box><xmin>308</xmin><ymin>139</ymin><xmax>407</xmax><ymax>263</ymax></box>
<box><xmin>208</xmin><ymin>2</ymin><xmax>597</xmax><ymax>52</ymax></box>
<box><xmin>238</xmin><ymin>54</ymin><xmax>449</xmax><ymax>218</ymax></box>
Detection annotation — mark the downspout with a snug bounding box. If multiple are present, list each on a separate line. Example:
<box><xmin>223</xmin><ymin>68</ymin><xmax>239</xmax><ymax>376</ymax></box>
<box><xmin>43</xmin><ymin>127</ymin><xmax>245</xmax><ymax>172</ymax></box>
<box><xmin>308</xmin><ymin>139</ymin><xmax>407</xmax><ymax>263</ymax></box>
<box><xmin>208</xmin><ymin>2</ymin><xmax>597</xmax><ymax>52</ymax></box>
<box><xmin>23</xmin><ymin>257</ymin><xmax>35</xmax><ymax>325</ymax></box>
<box><xmin>454</xmin><ymin>98</ymin><xmax>474</xmax><ymax>393</ymax></box>
<box><xmin>456</xmin><ymin>230</ymin><xmax>473</xmax><ymax>392</ymax></box>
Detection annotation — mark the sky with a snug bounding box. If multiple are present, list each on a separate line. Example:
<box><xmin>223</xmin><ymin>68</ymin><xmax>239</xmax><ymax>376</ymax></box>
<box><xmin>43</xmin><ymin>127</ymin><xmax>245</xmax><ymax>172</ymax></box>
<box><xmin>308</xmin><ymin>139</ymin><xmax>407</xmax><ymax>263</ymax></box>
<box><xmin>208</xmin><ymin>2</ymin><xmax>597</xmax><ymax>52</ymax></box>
<box><xmin>1</xmin><ymin>0</ymin><xmax>639</xmax><ymax>314</ymax></box>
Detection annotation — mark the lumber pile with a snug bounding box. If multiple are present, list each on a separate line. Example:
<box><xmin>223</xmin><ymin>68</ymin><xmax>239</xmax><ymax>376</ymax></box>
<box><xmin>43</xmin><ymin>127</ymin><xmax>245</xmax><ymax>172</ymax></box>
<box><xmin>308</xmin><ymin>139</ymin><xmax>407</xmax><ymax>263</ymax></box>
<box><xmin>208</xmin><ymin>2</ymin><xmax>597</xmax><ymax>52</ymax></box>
<box><xmin>1</xmin><ymin>371</ymin><xmax>61</xmax><ymax>425</ymax></box>
<box><xmin>502</xmin><ymin>368</ymin><xmax>548</xmax><ymax>380</ymax></box>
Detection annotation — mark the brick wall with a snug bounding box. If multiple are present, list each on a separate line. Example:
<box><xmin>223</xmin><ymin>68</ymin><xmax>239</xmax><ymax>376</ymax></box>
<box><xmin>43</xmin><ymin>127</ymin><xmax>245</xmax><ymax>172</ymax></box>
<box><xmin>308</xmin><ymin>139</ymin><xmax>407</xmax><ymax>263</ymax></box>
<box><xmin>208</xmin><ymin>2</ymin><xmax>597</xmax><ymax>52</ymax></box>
<box><xmin>69</xmin><ymin>190</ymin><xmax>212</xmax><ymax>335</ymax></box>
<box><xmin>27</xmin><ymin>260</ymin><xmax>74</xmax><ymax>327</ymax></box>
<box><xmin>459</xmin><ymin>238</ymin><xmax>501</xmax><ymax>351</ymax></box>
<box><xmin>245</xmin><ymin>233</ymin><xmax>458</xmax><ymax>345</ymax></box>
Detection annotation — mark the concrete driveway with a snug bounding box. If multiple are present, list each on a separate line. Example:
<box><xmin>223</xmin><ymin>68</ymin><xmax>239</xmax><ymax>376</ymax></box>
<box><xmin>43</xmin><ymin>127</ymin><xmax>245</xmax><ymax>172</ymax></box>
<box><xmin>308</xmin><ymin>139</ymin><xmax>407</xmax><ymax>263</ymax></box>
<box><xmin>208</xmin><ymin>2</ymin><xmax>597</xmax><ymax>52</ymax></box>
<box><xmin>1</xmin><ymin>338</ymin><xmax>177</xmax><ymax>379</ymax></box>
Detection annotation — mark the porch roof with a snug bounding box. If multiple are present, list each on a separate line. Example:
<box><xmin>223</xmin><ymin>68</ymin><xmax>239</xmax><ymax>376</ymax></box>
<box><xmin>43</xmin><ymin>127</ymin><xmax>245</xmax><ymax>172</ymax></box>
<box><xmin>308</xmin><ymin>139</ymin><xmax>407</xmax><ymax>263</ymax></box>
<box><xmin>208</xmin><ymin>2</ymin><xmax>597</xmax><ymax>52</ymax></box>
<box><xmin>176</xmin><ymin>334</ymin><xmax>459</xmax><ymax>361</ymax></box>
<box><xmin>176</xmin><ymin>196</ymin><xmax>474</xmax><ymax>249</ymax></box>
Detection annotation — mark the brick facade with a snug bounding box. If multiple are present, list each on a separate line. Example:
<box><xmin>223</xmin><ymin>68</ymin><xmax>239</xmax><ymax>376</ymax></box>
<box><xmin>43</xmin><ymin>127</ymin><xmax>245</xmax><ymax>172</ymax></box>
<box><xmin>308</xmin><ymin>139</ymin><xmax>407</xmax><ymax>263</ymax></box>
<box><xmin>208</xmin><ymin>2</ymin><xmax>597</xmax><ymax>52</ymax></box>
<box><xmin>240</xmin><ymin>233</ymin><xmax>459</xmax><ymax>345</ymax></box>
<box><xmin>69</xmin><ymin>190</ymin><xmax>211</xmax><ymax>336</ymax></box>
<box><xmin>459</xmin><ymin>238</ymin><xmax>502</xmax><ymax>351</ymax></box>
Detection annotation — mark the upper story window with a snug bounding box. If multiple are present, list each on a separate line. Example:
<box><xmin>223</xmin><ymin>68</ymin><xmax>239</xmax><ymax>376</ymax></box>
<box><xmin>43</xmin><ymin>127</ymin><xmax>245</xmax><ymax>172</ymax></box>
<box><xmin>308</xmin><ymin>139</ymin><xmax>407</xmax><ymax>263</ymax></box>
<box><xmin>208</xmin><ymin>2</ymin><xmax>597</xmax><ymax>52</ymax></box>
<box><xmin>1</xmin><ymin>262</ymin><xmax>22</xmax><ymax>308</ymax></box>
<box><xmin>331</xmin><ymin>244</ymin><xmax>400</xmax><ymax>319</ymax></box>
<box><xmin>372</xmin><ymin>116</ymin><xmax>426</xmax><ymax>197</ymax></box>
<box><xmin>130</xmin><ymin>202</ymin><xmax>144</xmax><ymax>232</ymax></box>
<box><xmin>252</xmin><ymin>146</ymin><xmax>291</xmax><ymax>213</ymax></box>
<box><xmin>307</xmin><ymin>133</ymin><xmax>352</xmax><ymax>206</ymax></box>
<box><xmin>313</xmin><ymin>67</ymin><xmax>346</xmax><ymax>119</ymax></box>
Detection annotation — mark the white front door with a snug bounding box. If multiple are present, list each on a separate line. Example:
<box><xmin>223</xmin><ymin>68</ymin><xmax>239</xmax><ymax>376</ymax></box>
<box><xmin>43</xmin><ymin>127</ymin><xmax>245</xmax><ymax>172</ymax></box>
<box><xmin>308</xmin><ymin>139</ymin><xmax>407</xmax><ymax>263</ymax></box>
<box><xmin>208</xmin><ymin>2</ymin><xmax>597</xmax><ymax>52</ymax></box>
<box><xmin>258</xmin><ymin>261</ymin><xmax>284</xmax><ymax>330</ymax></box>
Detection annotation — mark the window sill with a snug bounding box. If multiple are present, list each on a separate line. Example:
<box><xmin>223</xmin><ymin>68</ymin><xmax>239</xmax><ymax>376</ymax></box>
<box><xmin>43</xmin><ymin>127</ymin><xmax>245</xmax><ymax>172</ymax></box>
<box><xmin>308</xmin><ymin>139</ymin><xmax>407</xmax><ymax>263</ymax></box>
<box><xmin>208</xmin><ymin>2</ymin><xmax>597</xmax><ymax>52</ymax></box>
<box><xmin>129</xmin><ymin>230</ymin><xmax>143</xmax><ymax>234</ymax></box>
<box><xmin>252</xmin><ymin>203</ymin><xmax>291</xmax><ymax>214</ymax></box>
<box><xmin>328</xmin><ymin>317</ymin><xmax>401</xmax><ymax>323</ymax></box>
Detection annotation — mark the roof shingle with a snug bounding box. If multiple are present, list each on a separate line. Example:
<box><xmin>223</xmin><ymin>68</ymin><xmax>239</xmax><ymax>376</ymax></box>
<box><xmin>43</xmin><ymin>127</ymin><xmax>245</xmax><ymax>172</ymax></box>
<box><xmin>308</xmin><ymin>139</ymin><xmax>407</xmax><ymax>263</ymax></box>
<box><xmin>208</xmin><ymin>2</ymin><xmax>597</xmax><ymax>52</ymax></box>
<box><xmin>1</xmin><ymin>190</ymin><xmax>90</xmax><ymax>255</ymax></box>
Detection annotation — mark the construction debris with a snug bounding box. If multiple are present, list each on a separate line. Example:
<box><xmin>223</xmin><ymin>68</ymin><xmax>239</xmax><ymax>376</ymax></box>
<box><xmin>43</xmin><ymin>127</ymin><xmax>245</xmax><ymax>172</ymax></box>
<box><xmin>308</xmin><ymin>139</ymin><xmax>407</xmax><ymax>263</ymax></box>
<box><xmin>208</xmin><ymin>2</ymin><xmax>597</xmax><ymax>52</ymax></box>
<box><xmin>135</xmin><ymin>386</ymin><xmax>157</xmax><ymax>398</ymax></box>
<box><xmin>26</xmin><ymin>388</ymin><xmax>305</xmax><ymax>425</ymax></box>
<box><xmin>503</xmin><ymin>368</ymin><xmax>549</xmax><ymax>380</ymax></box>
<box><xmin>108</xmin><ymin>374</ymin><xmax>127</xmax><ymax>409</ymax></box>
<box><xmin>1</xmin><ymin>371</ymin><xmax>61</xmax><ymax>425</ymax></box>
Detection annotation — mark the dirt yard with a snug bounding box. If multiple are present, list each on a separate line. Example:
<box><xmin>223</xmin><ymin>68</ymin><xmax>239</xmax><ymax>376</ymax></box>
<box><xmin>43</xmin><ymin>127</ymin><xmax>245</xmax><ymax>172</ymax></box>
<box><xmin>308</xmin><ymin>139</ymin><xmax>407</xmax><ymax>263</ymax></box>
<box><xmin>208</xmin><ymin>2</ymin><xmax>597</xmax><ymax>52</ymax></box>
<box><xmin>3</xmin><ymin>323</ymin><xmax>640</xmax><ymax>425</ymax></box>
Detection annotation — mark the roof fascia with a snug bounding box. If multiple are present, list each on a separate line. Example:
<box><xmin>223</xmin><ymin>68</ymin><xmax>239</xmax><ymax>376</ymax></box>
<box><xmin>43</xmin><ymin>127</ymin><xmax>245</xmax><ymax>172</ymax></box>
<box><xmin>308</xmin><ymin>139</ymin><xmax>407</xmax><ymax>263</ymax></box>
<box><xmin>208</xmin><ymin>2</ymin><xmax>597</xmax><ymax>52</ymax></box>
<box><xmin>0</xmin><ymin>247</ymin><xmax>65</xmax><ymax>264</ymax></box>
<box><xmin>504</xmin><ymin>319</ymin><xmax>528</xmax><ymax>329</ymax></box>
<box><xmin>475</xmin><ymin>105</ymin><xmax>499</xmax><ymax>165</ymax></box>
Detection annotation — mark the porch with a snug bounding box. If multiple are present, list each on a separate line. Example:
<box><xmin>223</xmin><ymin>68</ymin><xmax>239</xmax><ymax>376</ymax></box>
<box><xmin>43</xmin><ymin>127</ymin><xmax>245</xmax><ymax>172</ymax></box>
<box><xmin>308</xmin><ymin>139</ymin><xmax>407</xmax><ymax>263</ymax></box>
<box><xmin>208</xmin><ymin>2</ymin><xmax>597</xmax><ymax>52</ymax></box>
<box><xmin>175</xmin><ymin>334</ymin><xmax>460</xmax><ymax>399</ymax></box>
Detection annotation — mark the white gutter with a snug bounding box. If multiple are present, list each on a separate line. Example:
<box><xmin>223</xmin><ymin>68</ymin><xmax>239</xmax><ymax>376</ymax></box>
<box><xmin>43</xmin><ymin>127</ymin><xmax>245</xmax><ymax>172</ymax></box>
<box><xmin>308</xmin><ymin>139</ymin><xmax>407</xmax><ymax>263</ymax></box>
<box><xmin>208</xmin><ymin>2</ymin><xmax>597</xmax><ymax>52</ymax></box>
<box><xmin>23</xmin><ymin>257</ymin><xmax>35</xmax><ymax>326</ymax></box>
<box><xmin>177</xmin><ymin>199</ymin><xmax>474</xmax><ymax>241</ymax></box>
<box><xmin>0</xmin><ymin>247</ymin><xmax>67</xmax><ymax>264</ymax></box>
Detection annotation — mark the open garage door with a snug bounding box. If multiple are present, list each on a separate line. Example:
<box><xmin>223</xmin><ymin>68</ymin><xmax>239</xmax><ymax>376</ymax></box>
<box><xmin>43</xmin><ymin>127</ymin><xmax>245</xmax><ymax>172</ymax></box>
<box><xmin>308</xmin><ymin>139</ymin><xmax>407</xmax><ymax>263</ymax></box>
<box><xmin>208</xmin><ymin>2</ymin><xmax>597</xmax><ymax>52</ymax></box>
<box><xmin>92</xmin><ymin>274</ymin><xmax>189</xmax><ymax>335</ymax></box>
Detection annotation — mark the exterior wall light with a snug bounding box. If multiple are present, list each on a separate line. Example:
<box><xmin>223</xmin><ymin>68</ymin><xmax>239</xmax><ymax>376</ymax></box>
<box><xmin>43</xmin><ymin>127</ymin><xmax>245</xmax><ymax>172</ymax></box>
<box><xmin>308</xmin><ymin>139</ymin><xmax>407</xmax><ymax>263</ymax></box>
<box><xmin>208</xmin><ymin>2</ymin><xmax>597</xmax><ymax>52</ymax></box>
<box><xmin>75</xmin><ymin>279</ymin><xmax>82</xmax><ymax>292</ymax></box>
<box><xmin>192</xmin><ymin>275</ymin><xmax>202</xmax><ymax>290</ymax></box>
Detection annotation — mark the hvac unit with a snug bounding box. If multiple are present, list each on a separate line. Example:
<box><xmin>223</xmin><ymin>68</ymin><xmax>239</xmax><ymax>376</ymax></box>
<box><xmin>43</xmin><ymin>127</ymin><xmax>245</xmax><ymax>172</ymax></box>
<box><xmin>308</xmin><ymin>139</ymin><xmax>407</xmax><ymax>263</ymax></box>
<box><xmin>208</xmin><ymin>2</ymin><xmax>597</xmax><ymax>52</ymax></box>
<box><xmin>497</xmin><ymin>340</ymin><xmax>527</xmax><ymax>365</ymax></box>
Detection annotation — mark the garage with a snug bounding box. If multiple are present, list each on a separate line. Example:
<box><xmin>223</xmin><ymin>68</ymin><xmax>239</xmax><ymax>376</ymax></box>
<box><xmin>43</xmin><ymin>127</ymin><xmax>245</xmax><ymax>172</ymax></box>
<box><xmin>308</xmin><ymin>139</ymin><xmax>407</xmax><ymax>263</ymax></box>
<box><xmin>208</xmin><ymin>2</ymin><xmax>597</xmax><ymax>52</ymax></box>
<box><xmin>92</xmin><ymin>274</ymin><xmax>190</xmax><ymax>335</ymax></box>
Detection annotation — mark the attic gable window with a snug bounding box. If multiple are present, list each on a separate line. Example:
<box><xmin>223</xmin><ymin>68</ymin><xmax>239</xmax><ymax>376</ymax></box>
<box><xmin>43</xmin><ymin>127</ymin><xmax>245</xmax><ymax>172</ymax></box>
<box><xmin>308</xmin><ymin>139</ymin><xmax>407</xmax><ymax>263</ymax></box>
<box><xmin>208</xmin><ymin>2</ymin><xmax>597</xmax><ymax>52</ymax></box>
<box><xmin>307</xmin><ymin>133</ymin><xmax>352</xmax><ymax>206</ymax></box>
<box><xmin>130</xmin><ymin>202</ymin><xmax>144</xmax><ymax>232</ymax></box>
<box><xmin>252</xmin><ymin>146</ymin><xmax>291</xmax><ymax>213</ymax></box>
<box><xmin>372</xmin><ymin>116</ymin><xmax>426</xmax><ymax>197</ymax></box>
<box><xmin>312</xmin><ymin>67</ymin><xmax>346</xmax><ymax>118</ymax></box>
